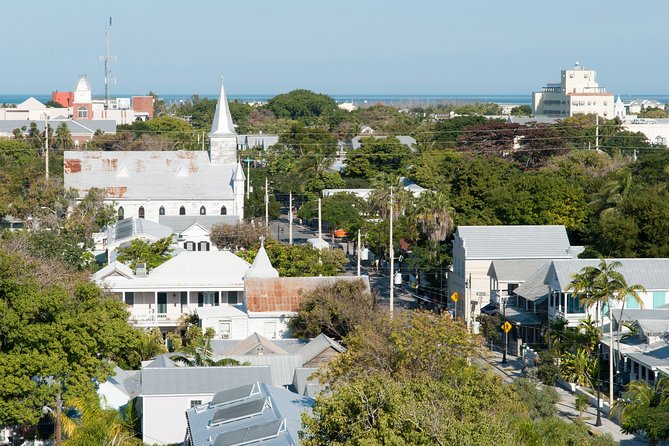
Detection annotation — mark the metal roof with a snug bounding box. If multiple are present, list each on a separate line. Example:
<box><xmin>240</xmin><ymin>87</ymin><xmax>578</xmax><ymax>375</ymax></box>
<box><xmin>488</xmin><ymin>259</ymin><xmax>549</xmax><ymax>282</ymax></box>
<box><xmin>141</xmin><ymin>366</ymin><xmax>272</xmax><ymax>396</ymax></box>
<box><xmin>185</xmin><ymin>383</ymin><xmax>313</xmax><ymax>446</ymax></box>
<box><xmin>245</xmin><ymin>243</ymin><xmax>279</xmax><ymax>279</ymax></box>
<box><xmin>548</xmin><ymin>258</ymin><xmax>669</xmax><ymax>291</ymax></box>
<box><xmin>298</xmin><ymin>334</ymin><xmax>346</xmax><ymax>365</ymax></box>
<box><xmin>225</xmin><ymin>333</ymin><xmax>288</xmax><ymax>356</ymax></box>
<box><xmin>107</xmin><ymin>217</ymin><xmax>173</xmax><ymax>245</ymax></box>
<box><xmin>513</xmin><ymin>261</ymin><xmax>551</xmax><ymax>303</ymax></box>
<box><xmin>456</xmin><ymin>225</ymin><xmax>572</xmax><ymax>260</ymax></box>
<box><xmin>614</xmin><ymin>308</ymin><xmax>669</xmax><ymax>322</ymax></box>
<box><xmin>292</xmin><ymin>368</ymin><xmax>319</xmax><ymax>397</ymax></box>
<box><xmin>0</xmin><ymin>119</ymin><xmax>116</xmax><ymax>135</ymax></box>
<box><xmin>626</xmin><ymin>344</ymin><xmax>669</xmax><ymax>369</ymax></box>
<box><xmin>64</xmin><ymin>150</ymin><xmax>237</xmax><ymax>200</ymax></box>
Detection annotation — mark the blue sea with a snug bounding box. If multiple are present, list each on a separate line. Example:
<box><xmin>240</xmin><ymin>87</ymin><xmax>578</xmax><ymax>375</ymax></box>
<box><xmin>2</xmin><ymin>93</ymin><xmax>668</xmax><ymax>107</ymax></box>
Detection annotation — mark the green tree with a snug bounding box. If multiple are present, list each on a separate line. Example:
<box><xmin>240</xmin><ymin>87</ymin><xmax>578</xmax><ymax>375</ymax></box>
<box><xmin>611</xmin><ymin>376</ymin><xmax>669</xmax><ymax>446</ymax></box>
<box><xmin>0</xmin><ymin>243</ymin><xmax>140</xmax><ymax>426</ymax></box>
<box><xmin>413</xmin><ymin>190</ymin><xmax>455</xmax><ymax>243</ymax></box>
<box><xmin>236</xmin><ymin>241</ymin><xmax>348</xmax><ymax>277</ymax></box>
<box><xmin>638</xmin><ymin>107</ymin><xmax>668</xmax><ymax>119</ymax></box>
<box><xmin>509</xmin><ymin>378</ymin><xmax>559</xmax><ymax>420</ymax></box>
<box><xmin>62</xmin><ymin>394</ymin><xmax>142</xmax><ymax>445</ymax></box>
<box><xmin>511</xmin><ymin>105</ymin><xmax>532</xmax><ymax>116</ymax></box>
<box><xmin>116</xmin><ymin>236</ymin><xmax>174</xmax><ymax>270</ymax></box>
<box><xmin>266</xmin><ymin>89</ymin><xmax>338</xmax><ymax>124</ymax></box>
<box><xmin>345</xmin><ymin>136</ymin><xmax>413</xmax><ymax>178</ymax></box>
<box><xmin>54</xmin><ymin>122</ymin><xmax>74</xmax><ymax>150</ymax></box>
<box><xmin>210</xmin><ymin>223</ymin><xmax>268</xmax><ymax>251</ymax></box>
<box><xmin>298</xmin><ymin>193</ymin><xmax>369</xmax><ymax>240</ymax></box>
<box><xmin>289</xmin><ymin>280</ymin><xmax>376</xmax><ymax>340</ymax></box>
<box><xmin>170</xmin><ymin>327</ymin><xmax>248</xmax><ymax>367</ymax></box>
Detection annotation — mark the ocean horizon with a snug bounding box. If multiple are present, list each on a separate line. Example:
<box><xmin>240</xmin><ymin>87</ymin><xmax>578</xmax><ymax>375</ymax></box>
<box><xmin>2</xmin><ymin>93</ymin><xmax>669</xmax><ymax>107</ymax></box>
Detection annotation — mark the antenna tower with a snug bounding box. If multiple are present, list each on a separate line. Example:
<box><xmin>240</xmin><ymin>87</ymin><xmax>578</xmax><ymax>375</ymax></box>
<box><xmin>100</xmin><ymin>17</ymin><xmax>115</xmax><ymax>109</ymax></box>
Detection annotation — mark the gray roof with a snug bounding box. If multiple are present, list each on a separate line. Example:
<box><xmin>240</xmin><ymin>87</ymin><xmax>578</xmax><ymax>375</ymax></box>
<box><xmin>635</xmin><ymin>320</ymin><xmax>669</xmax><ymax>336</ymax></box>
<box><xmin>64</xmin><ymin>150</ymin><xmax>237</xmax><ymax>200</ymax></box>
<box><xmin>105</xmin><ymin>367</ymin><xmax>141</xmax><ymax>398</ymax></box>
<box><xmin>0</xmin><ymin>119</ymin><xmax>116</xmax><ymax>135</ymax></box>
<box><xmin>185</xmin><ymin>382</ymin><xmax>313</xmax><ymax>446</ymax></box>
<box><xmin>159</xmin><ymin>215</ymin><xmax>240</xmax><ymax>232</ymax></box>
<box><xmin>513</xmin><ymin>261</ymin><xmax>551</xmax><ymax>303</ymax></box>
<box><xmin>509</xmin><ymin>116</ymin><xmax>559</xmax><ymax>125</ymax></box>
<box><xmin>548</xmin><ymin>258</ymin><xmax>669</xmax><ymax>291</ymax></box>
<box><xmin>488</xmin><ymin>259</ymin><xmax>549</xmax><ymax>282</ymax></box>
<box><xmin>225</xmin><ymin>333</ymin><xmax>288</xmax><ymax>356</ymax></box>
<box><xmin>505</xmin><ymin>306</ymin><xmax>542</xmax><ymax>326</ymax></box>
<box><xmin>211</xmin><ymin>339</ymin><xmax>308</xmax><ymax>356</ymax></box>
<box><xmin>141</xmin><ymin>365</ymin><xmax>272</xmax><ymax>396</ymax></box>
<box><xmin>626</xmin><ymin>344</ymin><xmax>669</xmax><ymax>369</ymax></box>
<box><xmin>350</xmin><ymin>135</ymin><xmax>417</xmax><ymax>150</ymax></box>
<box><xmin>614</xmin><ymin>308</ymin><xmax>669</xmax><ymax>322</ymax></box>
<box><xmin>222</xmin><ymin>355</ymin><xmax>303</xmax><ymax>387</ymax></box>
<box><xmin>456</xmin><ymin>225</ymin><xmax>573</xmax><ymax>260</ymax></box>
<box><xmin>107</xmin><ymin>217</ymin><xmax>173</xmax><ymax>245</ymax></box>
<box><xmin>298</xmin><ymin>334</ymin><xmax>346</xmax><ymax>365</ymax></box>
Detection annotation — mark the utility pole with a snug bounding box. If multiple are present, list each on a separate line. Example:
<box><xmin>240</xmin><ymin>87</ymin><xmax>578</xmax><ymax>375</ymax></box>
<box><xmin>595</xmin><ymin>114</ymin><xmax>599</xmax><ymax>151</ymax></box>
<box><xmin>55</xmin><ymin>390</ymin><xmax>62</xmax><ymax>446</ymax></box>
<box><xmin>389</xmin><ymin>187</ymin><xmax>394</xmax><ymax>318</ymax></box>
<box><xmin>318</xmin><ymin>197</ymin><xmax>323</xmax><ymax>248</ymax></box>
<box><xmin>202</xmin><ymin>132</ymin><xmax>205</xmax><ymax>151</ymax></box>
<box><xmin>357</xmin><ymin>228</ymin><xmax>361</xmax><ymax>277</ymax></box>
<box><xmin>264</xmin><ymin>177</ymin><xmax>269</xmax><ymax>228</ymax></box>
<box><xmin>44</xmin><ymin>116</ymin><xmax>49</xmax><ymax>180</ymax></box>
<box><xmin>289</xmin><ymin>191</ymin><xmax>293</xmax><ymax>245</ymax></box>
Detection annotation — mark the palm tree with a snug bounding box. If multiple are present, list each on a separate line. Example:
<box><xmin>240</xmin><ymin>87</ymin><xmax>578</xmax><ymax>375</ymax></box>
<box><xmin>590</xmin><ymin>169</ymin><xmax>633</xmax><ymax>217</ymax></box>
<box><xmin>170</xmin><ymin>328</ymin><xmax>249</xmax><ymax>367</ymax></box>
<box><xmin>413</xmin><ymin>190</ymin><xmax>455</xmax><ymax>243</ymax></box>
<box><xmin>569</xmin><ymin>259</ymin><xmax>645</xmax><ymax>408</ymax></box>
<box><xmin>62</xmin><ymin>395</ymin><xmax>141</xmax><ymax>445</ymax></box>
<box><xmin>611</xmin><ymin>376</ymin><xmax>669</xmax><ymax>446</ymax></box>
<box><xmin>368</xmin><ymin>174</ymin><xmax>411</xmax><ymax>220</ymax></box>
<box><xmin>560</xmin><ymin>347</ymin><xmax>598</xmax><ymax>388</ymax></box>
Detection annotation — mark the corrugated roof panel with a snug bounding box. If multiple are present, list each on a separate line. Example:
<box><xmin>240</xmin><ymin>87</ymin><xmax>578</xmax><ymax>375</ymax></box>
<box><xmin>550</xmin><ymin>258</ymin><xmax>669</xmax><ymax>291</ymax></box>
<box><xmin>457</xmin><ymin>225</ymin><xmax>572</xmax><ymax>260</ymax></box>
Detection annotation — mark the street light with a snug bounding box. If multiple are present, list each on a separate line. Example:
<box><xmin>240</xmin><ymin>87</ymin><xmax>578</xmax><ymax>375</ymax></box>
<box><xmin>500</xmin><ymin>290</ymin><xmax>508</xmax><ymax>365</ymax></box>
<box><xmin>31</xmin><ymin>375</ymin><xmax>65</xmax><ymax>446</ymax></box>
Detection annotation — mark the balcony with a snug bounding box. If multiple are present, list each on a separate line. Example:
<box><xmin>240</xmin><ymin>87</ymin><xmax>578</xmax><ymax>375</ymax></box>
<box><xmin>130</xmin><ymin>310</ymin><xmax>181</xmax><ymax>327</ymax></box>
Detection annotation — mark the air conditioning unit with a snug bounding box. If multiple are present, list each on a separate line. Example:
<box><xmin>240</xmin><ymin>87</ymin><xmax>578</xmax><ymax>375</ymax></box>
<box><xmin>135</xmin><ymin>262</ymin><xmax>148</xmax><ymax>277</ymax></box>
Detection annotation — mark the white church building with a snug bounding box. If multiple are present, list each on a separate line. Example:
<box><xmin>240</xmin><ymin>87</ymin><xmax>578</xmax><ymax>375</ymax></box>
<box><xmin>64</xmin><ymin>78</ymin><xmax>245</xmax><ymax>223</ymax></box>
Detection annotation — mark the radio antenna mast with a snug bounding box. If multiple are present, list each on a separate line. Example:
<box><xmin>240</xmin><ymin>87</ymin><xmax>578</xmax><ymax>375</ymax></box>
<box><xmin>100</xmin><ymin>17</ymin><xmax>115</xmax><ymax>109</ymax></box>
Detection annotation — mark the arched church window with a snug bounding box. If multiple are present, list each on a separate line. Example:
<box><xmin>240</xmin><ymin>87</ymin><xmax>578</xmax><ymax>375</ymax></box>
<box><xmin>77</xmin><ymin>106</ymin><xmax>88</xmax><ymax>119</ymax></box>
<box><xmin>159</xmin><ymin>206</ymin><xmax>165</xmax><ymax>216</ymax></box>
<box><xmin>220</xmin><ymin>206</ymin><xmax>227</xmax><ymax>215</ymax></box>
<box><xmin>138</xmin><ymin>206</ymin><xmax>145</xmax><ymax>219</ymax></box>
<box><xmin>117</xmin><ymin>206</ymin><xmax>124</xmax><ymax>220</ymax></box>
<box><xmin>200</xmin><ymin>206</ymin><xmax>207</xmax><ymax>216</ymax></box>
<box><xmin>179</xmin><ymin>206</ymin><xmax>186</xmax><ymax>215</ymax></box>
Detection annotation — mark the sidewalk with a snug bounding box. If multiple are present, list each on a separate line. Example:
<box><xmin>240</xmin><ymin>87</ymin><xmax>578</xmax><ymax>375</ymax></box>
<box><xmin>477</xmin><ymin>350</ymin><xmax>648</xmax><ymax>445</ymax></box>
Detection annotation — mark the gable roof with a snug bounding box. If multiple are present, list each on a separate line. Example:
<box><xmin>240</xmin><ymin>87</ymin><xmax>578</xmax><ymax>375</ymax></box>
<box><xmin>513</xmin><ymin>261</ymin><xmax>551</xmax><ymax>303</ymax></box>
<box><xmin>93</xmin><ymin>260</ymin><xmax>135</xmax><ymax>281</ymax></box>
<box><xmin>64</xmin><ymin>150</ymin><xmax>237</xmax><ymax>201</ymax></box>
<box><xmin>547</xmin><ymin>258</ymin><xmax>669</xmax><ymax>291</ymax></box>
<box><xmin>298</xmin><ymin>334</ymin><xmax>346</xmax><ymax>365</ymax></box>
<box><xmin>456</xmin><ymin>225</ymin><xmax>572</xmax><ymax>260</ymax></box>
<box><xmin>17</xmin><ymin>97</ymin><xmax>46</xmax><ymax>109</ymax></box>
<box><xmin>225</xmin><ymin>333</ymin><xmax>289</xmax><ymax>356</ymax></box>
<box><xmin>105</xmin><ymin>367</ymin><xmax>141</xmax><ymax>398</ymax></box>
<box><xmin>245</xmin><ymin>242</ymin><xmax>279</xmax><ymax>279</ymax></box>
<box><xmin>488</xmin><ymin>259</ymin><xmax>550</xmax><ymax>283</ymax></box>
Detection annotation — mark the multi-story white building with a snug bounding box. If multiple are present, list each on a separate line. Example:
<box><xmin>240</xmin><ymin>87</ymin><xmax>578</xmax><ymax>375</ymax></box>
<box><xmin>532</xmin><ymin>63</ymin><xmax>614</xmax><ymax>118</ymax></box>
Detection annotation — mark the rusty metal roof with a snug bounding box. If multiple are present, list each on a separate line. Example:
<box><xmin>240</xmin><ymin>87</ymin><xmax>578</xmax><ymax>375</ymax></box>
<box><xmin>64</xmin><ymin>150</ymin><xmax>237</xmax><ymax>200</ymax></box>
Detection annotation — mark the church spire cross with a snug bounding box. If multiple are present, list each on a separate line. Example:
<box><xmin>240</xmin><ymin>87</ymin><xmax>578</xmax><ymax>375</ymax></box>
<box><xmin>208</xmin><ymin>76</ymin><xmax>236</xmax><ymax>137</ymax></box>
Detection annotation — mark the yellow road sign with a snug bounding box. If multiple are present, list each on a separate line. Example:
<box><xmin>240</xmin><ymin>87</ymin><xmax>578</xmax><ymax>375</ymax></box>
<box><xmin>450</xmin><ymin>292</ymin><xmax>459</xmax><ymax>303</ymax></box>
<box><xmin>501</xmin><ymin>321</ymin><xmax>512</xmax><ymax>333</ymax></box>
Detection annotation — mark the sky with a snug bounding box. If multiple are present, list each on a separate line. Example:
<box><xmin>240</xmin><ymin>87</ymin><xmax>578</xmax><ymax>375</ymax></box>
<box><xmin>2</xmin><ymin>0</ymin><xmax>668</xmax><ymax>96</ymax></box>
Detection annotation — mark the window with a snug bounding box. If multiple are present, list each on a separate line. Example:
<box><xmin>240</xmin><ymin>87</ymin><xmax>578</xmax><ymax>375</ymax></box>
<box><xmin>138</xmin><ymin>206</ymin><xmax>145</xmax><ymax>219</ymax></box>
<box><xmin>626</xmin><ymin>294</ymin><xmax>641</xmax><ymax>309</ymax></box>
<box><xmin>198</xmin><ymin>291</ymin><xmax>219</xmax><ymax>307</ymax></box>
<box><xmin>198</xmin><ymin>241</ymin><xmax>210</xmax><ymax>251</ymax></box>
<box><xmin>219</xmin><ymin>321</ymin><xmax>231</xmax><ymax>339</ymax></box>
<box><xmin>180</xmin><ymin>291</ymin><xmax>188</xmax><ymax>306</ymax></box>
<box><xmin>653</xmin><ymin>291</ymin><xmax>666</xmax><ymax>308</ymax></box>
<box><xmin>227</xmin><ymin>291</ymin><xmax>240</xmax><ymax>305</ymax></box>
<box><xmin>200</xmin><ymin>206</ymin><xmax>206</xmax><ymax>216</ymax></box>
<box><xmin>184</xmin><ymin>241</ymin><xmax>196</xmax><ymax>251</ymax></box>
<box><xmin>117</xmin><ymin>206</ymin><xmax>124</xmax><ymax>220</ymax></box>
<box><xmin>159</xmin><ymin>206</ymin><xmax>165</xmax><ymax>216</ymax></box>
<box><xmin>220</xmin><ymin>206</ymin><xmax>227</xmax><ymax>215</ymax></box>
<box><xmin>77</xmin><ymin>106</ymin><xmax>88</xmax><ymax>118</ymax></box>
<box><xmin>157</xmin><ymin>292</ymin><xmax>167</xmax><ymax>314</ymax></box>
<box><xmin>190</xmin><ymin>400</ymin><xmax>202</xmax><ymax>408</ymax></box>
<box><xmin>179</xmin><ymin>206</ymin><xmax>186</xmax><ymax>215</ymax></box>
<box><xmin>567</xmin><ymin>294</ymin><xmax>585</xmax><ymax>313</ymax></box>
<box><xmin>124</xmin><ymin>292</ymin><xmax>134</xmax><ymax>305</ymax></box>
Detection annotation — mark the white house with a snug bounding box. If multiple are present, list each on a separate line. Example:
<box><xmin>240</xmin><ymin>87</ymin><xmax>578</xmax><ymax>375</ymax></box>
<box><xmin>93</xmin><ymin>250</ymin><xmax>249</xmax><ymax>332</ymax></box>
<box><xmin>448</xmin><ymin>225</ymin><xmax>577</xmax><ymax>329</ymax></box>
<box><xmin>140</xmin><ymin>356</ymin><xmax>273</xmax><ymax>445</ymax></box>
<box><xmin>64</xmin><ymin>77</ymin><xmax>245</xmax><ymax>224</ymax></box>
<box><xmin>532</xmin><ymin>63</ymin><xmax>614</xmax><ymax>118</ymax></box>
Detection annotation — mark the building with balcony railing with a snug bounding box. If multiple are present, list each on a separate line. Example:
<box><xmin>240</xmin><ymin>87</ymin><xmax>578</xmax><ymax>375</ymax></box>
<box><xmin>532</xmin><ymin>63</ymin><xmax>614</xmax><ymax>118</ymax></box>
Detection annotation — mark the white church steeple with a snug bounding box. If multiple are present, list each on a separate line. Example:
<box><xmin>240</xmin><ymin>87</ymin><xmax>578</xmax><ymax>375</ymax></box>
<box><xmin>208</xmin><ymin>77</ymin><xmax>237</xmax><ymax>164</ymax></box>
